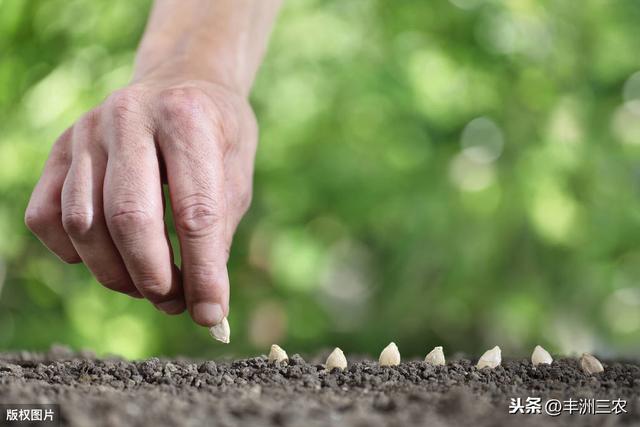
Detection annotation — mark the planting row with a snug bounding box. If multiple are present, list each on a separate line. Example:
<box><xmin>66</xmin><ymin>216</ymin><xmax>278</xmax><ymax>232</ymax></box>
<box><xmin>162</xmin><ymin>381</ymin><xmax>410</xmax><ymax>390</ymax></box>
<box><xmin>207</xmin><ymin>320</ymin><xmax>605</xmax><ymax>375</ymax></box>
<box><xmin>266</xmin><ymin>343</ymin><xmax>605</xmax><ymax>375</ymax></box>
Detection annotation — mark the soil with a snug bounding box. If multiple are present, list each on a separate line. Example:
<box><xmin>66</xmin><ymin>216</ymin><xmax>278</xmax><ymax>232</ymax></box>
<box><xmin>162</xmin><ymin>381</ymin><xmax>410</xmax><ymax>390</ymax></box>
<box><xmin>0</xmin><ymin>345</ymin><xmax>639</xmax><ymax>427</ymax></box>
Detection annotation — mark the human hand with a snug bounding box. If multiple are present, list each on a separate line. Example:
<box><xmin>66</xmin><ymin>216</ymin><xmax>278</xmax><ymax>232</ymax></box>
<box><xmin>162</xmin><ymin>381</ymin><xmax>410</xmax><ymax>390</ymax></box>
<box><xmin>25</xmin><ymin>77</ymin><xmax>257</xmax><ymax>327</ymax></box>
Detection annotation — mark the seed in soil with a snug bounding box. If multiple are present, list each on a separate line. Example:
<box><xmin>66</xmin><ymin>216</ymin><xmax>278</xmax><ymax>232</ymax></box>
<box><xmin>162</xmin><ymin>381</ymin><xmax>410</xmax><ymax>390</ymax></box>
<box><xmin>531</xmin><ymin>345</ymin><xmax>552</xmax><ymax>366</ymax></box>
<box><xmin>580</xmin><ymin>352</ymin><xmax>604</xmax><ymax>374</ymax></box>
<box><xmin>476</xmin><ymin>346</ymin><xmax>501</xmax><ymax>369</ymax></box>
<box><xmin>379</xmin><ymin>342</ymin><xmax>400</xmax><ymax>366</ymax></box>
<box><xmin>325</xmin><ymin>347</ymin><xmax>347</xmax><ymax>371</ymax></box>
<box><xmin>209</xmin><ymin>317</ymin><xmax>230</xmax><ymax>344</ymax></box>
<box><xmin>2</xmin><ymin>347</ymin><xmax>639</xmax><ymax>427</ymax></box>
<box><xmin>268</xmin><ymin>344</ymin><xmax>288</xmax><ymax>363</ymax></box>
<box><xmin>424</xmin><ymin>346</ymin><xmax>445</xmax><ymax>366</ymax></box>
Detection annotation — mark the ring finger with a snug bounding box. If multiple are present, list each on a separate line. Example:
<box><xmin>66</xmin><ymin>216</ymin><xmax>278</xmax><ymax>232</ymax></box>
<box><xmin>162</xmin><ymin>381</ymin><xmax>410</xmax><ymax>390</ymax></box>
<box><xmin>60</xmin><ymin>111</ymin><xmax>141</xmax><ymax>298</ymax></box>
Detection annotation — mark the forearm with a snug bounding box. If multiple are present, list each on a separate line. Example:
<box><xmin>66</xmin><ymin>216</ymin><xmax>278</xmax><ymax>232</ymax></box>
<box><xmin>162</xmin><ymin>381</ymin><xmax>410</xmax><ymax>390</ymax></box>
<box><xmin>133</xmin><ymin>0</ymin><xmax>282</xmax><ymax>96</ymax></box>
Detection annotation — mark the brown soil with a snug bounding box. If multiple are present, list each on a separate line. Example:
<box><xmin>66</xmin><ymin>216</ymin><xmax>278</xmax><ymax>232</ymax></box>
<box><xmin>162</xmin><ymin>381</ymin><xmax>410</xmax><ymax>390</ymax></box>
<box><xmin>0</xmin><ymin>346</ymin><xmax>639</xmax><ymax>427</ymax></box>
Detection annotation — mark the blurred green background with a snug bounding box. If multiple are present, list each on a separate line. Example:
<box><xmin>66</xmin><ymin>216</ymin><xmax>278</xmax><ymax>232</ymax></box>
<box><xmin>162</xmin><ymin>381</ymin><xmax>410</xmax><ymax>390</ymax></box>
<box><xmin>1</xmin><ymin>0</ymin><xmax>640</xmax><ymax>360</ymax></box>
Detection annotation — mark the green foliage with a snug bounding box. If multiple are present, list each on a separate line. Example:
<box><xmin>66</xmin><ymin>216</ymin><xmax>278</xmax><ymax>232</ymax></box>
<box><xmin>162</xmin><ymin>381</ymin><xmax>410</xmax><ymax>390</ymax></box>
<box><xmin>1</xmin><ymin>0</ymin><xmax>639</xmax><ymax>359</ymax></box>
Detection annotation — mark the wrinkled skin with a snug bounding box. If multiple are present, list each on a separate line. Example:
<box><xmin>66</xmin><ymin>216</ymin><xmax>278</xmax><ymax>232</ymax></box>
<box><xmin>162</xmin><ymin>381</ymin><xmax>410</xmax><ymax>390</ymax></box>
<box><xmin>25</xmin><ymin>78</ymin><xmax>257</xmax><ymax>326</ymax></box>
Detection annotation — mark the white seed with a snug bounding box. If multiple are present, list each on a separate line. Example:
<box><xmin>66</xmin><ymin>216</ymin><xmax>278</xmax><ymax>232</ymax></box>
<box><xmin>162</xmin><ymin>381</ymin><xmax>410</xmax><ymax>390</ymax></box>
<box><xmin>476</xmin><ymin>346</ymin><xmax>501</xmax><ymax>369</ymax></box>
<box><xmin>209</xmin><ymin>317</ymin><xmax>230</xmax><ymax>344</ymax></box>
<box><xmin>379</xmin><ymin>342</ymin><xmax>401</xmax><ymax>366</ymax></box>
<box><xmin>424</xmin><ymin>346</ymin><xmax>445</xmax><ymax>366</ymax></box>
<box><xmin>268</xmin><ymin>344</ymin><xmax>289</xmax><ymax>363</ymax></box>
<box><xmin>531</xmin><ymin>345</ymin><xmax>553</xmax><ymax>366</ymax></box>
<box><xmin>580</xmin><ymin>353</ymin><xmax>604</xmax><ymax>375</ymax></box>
<box><xmin>325</xmin><ymin>347</ymin><xmax>347</xmax><ymax>371</ymax></box>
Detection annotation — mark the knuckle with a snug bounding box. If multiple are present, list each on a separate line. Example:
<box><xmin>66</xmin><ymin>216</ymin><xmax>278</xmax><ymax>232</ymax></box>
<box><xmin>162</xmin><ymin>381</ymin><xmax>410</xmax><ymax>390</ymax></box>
<box><xmin>50</xmin><ymin>128</ymin><xmax>73</xmax><ymax>164</ymax></box>
<box><xmin>107</xmin><ymin>205</ymin><xmax>154</xmax><ymax>236</ymax></box>
<box><xmin>214</xmin><ymin>95</ymin><xmax>243</xmax><ymax>142</ymax></box>
<box><xmin>74</xmin><ymin>109</ymin><xmax>101</xmax><ymax>133</ymax></box>
<box><xmin>24</xmin><ymin>205</ymin><xmax>55</xmax><ymax>234</ymax></box>
<box><xmin>61</xmin><ymin>210</ymin><xmax>94</xmax><ymax>236</ymax></box>
<box><xmin>106</xmin><ymin>89</ymin><xmax>144</xmax><ymax>128</ymax></box>
<box><xmin>187</xmin><ymin>264</ymin><xmax>226</xmax><ymax>297</ymax></box>
<box><xmin>174</xmin><ymin>193</ymin><xmax>224</xmax><ymax>237</ymax></box>
<box><xmin>158</xmin><ymin>87</ymin><xmax>210</xmax><ymax>128</ymax></box>
<box><xmin>55</xmin><ymin>127</ymin><xmax>73</xmax><ymax>145</ymax></box>
<box><xmin>133</xmin><ymin>274</ymin><xmax>170</xmax><ymax>300</ymax></box>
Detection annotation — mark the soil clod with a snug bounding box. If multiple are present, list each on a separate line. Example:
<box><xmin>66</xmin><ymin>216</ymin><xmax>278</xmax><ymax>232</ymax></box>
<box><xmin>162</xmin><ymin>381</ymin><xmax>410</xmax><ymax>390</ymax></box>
<box><xmin>0</xmin><ymin>347</ymin><xmax>638</xmax><ymax>427</ymax></box>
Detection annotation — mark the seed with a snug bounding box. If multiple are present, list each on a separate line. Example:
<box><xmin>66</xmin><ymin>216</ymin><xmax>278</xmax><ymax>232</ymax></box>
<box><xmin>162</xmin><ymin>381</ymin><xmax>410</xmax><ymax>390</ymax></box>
<box><xmin>268</xmin><ymin>344</ymin><xmax>288</xmax><ymax>364</ymax></box>
<box><xmin>424</xmin><ymin>346</ymin><xmax>445</xmax><ymax>366</ymax></box>
<box><xmin>476</xmin><ymin>346</ymin><xmax>501</xmax><ymax>369</ymax></box>
<box><xmin>209</xmin><ymin>317</ymin><xmax>230</xmax><ymax>344</ymax></box>
<box><xmin>325</xmin><ymin>347</ymin><xmax>347</xmax><ymax>371</ymax></box>
<box><xmin>379</xmin><ymin>342</ymin><xmax>401</xmax><ymax>366</ymax></box>
<box><xmin>580</xmin><ymin>353</ymin><xmax>604</xmax><ymax>375</ymax></box>
<box><xmin>531</xmin><ymin>345</ymin><xmax>552</xmax><ymax>366</ymax></box>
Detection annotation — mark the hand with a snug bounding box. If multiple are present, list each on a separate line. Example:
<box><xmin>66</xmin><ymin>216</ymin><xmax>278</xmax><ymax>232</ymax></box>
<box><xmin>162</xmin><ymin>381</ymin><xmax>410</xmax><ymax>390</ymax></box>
<box><xmin>25</xmin><ymin>77</ymin><xmax>257</xmax><ymax>327</ymax></box>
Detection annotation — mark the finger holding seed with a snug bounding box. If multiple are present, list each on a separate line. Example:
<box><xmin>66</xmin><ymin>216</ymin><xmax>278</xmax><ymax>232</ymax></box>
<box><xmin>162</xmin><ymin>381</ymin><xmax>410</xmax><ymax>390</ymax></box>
<box><xmin>325</xmin><ymin>348</ymin><xmax>347</xmax><ymax>371</ymax></box>
<box><xmin>476</xmin><ymin>346</ymin><xmax>501</xmax><ymax>369</ymax></box>
<box><xmin>379</xmin><ymin>342</ymin><xmax>401</xmax><ymax>366</ymax></box>
<box><xmin>424</xmin><ymin>346</ymin><xmax>445</xmax><ymax>366</ymax></box>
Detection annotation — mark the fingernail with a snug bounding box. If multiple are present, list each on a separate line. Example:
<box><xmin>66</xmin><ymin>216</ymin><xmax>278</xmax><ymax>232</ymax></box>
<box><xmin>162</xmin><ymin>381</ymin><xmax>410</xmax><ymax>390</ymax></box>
<box><xmin>157</xmin><ymin>298</ymin><xmax>186</xmax><ymax>314</ymax></box>
<box><xmin>192</xmin><ymin>302</ymin><xmax>224</xmax><ymax>326</ymax></box>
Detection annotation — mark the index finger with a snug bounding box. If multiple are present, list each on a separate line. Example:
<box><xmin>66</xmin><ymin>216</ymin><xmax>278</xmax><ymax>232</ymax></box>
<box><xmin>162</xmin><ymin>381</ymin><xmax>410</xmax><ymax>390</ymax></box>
<box><xmin>157</xmin><ymin>88</ymin><xmax>230</xmax><ymax>327</ymax></box>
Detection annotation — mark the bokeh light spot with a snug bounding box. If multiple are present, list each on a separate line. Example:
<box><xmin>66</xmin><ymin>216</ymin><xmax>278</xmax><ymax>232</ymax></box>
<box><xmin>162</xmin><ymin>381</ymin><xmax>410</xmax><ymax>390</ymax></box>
<box><xmin>460</xmin><ymin>117</ymin><xmax>504</xmax><ymax>163</ymax></box>
<box><xmin>622</xmin><ymin>71</ymin><xmax>640</xmax><ymax>111</ymax></box>
<box><xmin>103</xmin><ymin>315</ymin><xmax>152</xmax><ymax>359</ymax></box>
<box><xmin>319</xmin><ymin>240</ymin><xmax>372</xmax><ymax>332</ymax></box>
<box><xmin>449</xmin><ymin>153</ymin><xmax>496</xmax><ymax>192</ymax></box>
<box><xmin>271</xmin><ymin>229</ymin><xmax>326</xmax><ymax>291</ymax></box>
<box><xmin>248</xmin><ymin>300</ymin><xmax>287</xmax><ymax>348</ymax></box>
<box><xmin>529</xmin><ymin>182</ymin><xmax>580</xmax><ymax>244</ymax></box>
<box><xmin>24</xmin><ymin>63</ymin><xmax>88</xmax><ymax>127</ymax></box>
<box><xmin>449</xmin><ymin>0</ymin><xmax>485</xmax><ymax>10</ymax></box>
<box><xmin>604</xmin><ymin>288</ymin><xmax>640</xmax><ymax>335</ymax></box>
<box><xmin>612</xmin><ymin>104</ymin><xmax>640</xmax><ymax>145</ymax></box>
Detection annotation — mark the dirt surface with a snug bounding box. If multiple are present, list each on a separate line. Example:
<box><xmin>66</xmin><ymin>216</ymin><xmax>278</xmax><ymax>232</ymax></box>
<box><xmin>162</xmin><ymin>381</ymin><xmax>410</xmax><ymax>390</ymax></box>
<box><xmin>0</xmin><ymin>346</ymin><xmax>639</xmax><ymax>427</ymax></box>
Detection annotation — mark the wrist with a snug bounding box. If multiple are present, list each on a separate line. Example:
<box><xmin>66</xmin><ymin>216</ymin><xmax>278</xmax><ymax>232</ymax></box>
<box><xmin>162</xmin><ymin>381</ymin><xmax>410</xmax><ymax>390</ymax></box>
<box><xmin>132</xmin><ymin>41</ymin><xmax>249</xmax><ymax>97</ymax></box>
<box><xmin>132</xmin><ymin>0</ymin><xmax>281</xmax><ymax>98</ymax></box>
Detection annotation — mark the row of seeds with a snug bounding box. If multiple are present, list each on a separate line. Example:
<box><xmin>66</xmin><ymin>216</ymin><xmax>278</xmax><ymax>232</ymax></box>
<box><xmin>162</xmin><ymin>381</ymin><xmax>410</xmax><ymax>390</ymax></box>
<box><xmin>267</xmin><ymin>344</ymin><xmax>605</xmax><ymax>375</ymax></box>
